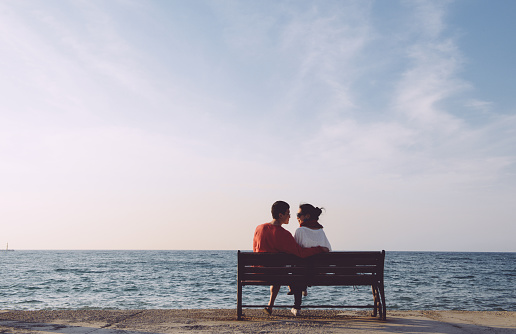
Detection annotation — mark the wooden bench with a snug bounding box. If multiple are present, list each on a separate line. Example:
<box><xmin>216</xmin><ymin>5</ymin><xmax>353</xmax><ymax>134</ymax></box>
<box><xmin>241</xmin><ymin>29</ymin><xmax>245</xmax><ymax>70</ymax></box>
<box><xmin>237</xmin><ymin>250</ymin><xmax>386</xmax><ymax>320</ymax></box>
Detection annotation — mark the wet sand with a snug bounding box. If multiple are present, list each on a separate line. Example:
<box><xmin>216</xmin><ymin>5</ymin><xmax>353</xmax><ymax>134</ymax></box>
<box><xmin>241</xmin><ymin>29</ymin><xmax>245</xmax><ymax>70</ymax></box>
<box><xmin>0</xmin><ymin>309</ymin><xmax>514</xmax><ymax>333</ymax></box>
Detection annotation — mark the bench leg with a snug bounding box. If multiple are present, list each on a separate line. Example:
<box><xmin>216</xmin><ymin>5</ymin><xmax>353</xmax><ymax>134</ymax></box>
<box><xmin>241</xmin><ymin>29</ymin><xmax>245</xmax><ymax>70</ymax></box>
<box><xmin>372</xmin><ymin>284</ymin><xmax>384</xmax><ymax>320</ymax></box>
<box><xmin>237</xmin><ymin>282</ymin><xmax>243</xmax><ymax>320</ymax></box>
<box><xmin>379</xmin><ymin>284</ymin><xmax>387</xmax><ymax>320</ymax></box>
<box><xmin>377</xmin><ymin>292</ymin><xmax>383</xmax><ymax>320</ymax></box>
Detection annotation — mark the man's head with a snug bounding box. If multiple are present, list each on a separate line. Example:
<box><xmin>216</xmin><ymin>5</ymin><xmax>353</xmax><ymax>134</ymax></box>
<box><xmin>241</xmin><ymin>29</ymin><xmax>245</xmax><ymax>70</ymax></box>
<box><xmin>271</xmin><ymin>200</ymin><xmax>290</xmax><ymax>224</ymax></box>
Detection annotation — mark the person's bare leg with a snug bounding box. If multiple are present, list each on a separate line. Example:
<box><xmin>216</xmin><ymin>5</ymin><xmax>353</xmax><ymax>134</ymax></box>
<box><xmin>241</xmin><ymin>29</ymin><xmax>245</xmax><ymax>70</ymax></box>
<box><xmin>269</xmin><ymin>284</ymin><xmax>280</xmax><ymax>306</ymax></box>
<box><xmin>264</xmin><ymin>285</ymin><xmax>280</xmax><ymax>315</ymax></box>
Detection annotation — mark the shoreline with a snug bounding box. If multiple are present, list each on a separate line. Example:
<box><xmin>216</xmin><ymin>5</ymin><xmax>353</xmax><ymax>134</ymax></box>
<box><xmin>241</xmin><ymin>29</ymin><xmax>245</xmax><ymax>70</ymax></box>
<box><xmin>1</xmin><ymin>309</ymin><xmax>515</xmax><ymax>333</ymax></box>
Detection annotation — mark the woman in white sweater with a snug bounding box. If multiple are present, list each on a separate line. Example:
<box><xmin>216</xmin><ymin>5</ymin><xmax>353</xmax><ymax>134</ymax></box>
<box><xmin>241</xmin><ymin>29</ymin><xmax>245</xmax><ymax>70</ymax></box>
<box><xmin>289</xmin><ymin>203</ymin><xmax>332</xmax><ymax>316</ymax></box>
<box><xmin>294</xmin><ymin>204</ymin><xmax>332</xmax><ymax>251</ymax></box>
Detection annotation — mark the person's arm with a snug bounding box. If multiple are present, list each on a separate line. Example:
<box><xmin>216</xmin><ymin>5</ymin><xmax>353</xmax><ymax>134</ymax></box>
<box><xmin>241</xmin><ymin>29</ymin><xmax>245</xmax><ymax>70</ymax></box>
<box><xmin>277</xmin><ymin>228</ymin><xmax>325</xmax><ymax>258</ymax></box>
<box><xmin>252</xmin><ymin>225</ymin><xmax>262</xmax><ymax>252</ymax></box>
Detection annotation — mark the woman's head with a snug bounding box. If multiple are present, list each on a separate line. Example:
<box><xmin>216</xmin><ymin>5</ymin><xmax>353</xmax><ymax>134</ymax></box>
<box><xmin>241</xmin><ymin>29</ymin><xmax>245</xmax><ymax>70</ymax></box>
<box><xmin>297</xmin><ymin>203</ymin><xmax>323</xmax><ymax>223</ymax></box>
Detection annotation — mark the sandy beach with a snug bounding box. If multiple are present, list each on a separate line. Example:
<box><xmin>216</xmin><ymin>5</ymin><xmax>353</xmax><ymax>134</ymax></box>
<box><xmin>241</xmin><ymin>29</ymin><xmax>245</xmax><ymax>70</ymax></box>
<box><xmin>0</xmin><ymin>309</ymin><xmax>514</xmax><ymax>333</ymax></box>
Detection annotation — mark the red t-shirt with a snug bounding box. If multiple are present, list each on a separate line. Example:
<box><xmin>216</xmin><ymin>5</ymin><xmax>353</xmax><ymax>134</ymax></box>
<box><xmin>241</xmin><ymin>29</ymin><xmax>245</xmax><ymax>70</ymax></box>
<box><xmin>253</xmin><ymin>223</ymin><xmax>324</xmax><ymax>258</ymax></box>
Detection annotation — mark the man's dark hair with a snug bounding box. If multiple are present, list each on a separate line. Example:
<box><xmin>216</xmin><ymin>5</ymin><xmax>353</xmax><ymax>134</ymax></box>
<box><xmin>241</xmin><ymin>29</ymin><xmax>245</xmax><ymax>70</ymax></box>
<box><xmin>271</xmin><ymin>201</ymin><xmax>289</xmax><ymax>219</ymax></box>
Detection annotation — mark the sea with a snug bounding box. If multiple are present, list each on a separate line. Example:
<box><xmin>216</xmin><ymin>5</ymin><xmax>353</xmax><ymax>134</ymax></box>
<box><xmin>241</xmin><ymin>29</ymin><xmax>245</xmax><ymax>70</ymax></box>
<box><xmin>1</xmin><ymin>251</ymin><xmax>514</xmax><ymax>311</ymax></box>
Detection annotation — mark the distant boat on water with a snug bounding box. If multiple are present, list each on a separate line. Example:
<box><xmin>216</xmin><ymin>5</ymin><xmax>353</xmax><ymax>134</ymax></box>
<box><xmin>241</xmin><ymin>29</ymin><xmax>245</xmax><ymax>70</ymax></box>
<box><xmin>1</xmin><ymin>243</ymin><xmax>14</xmax><ymax>252</ymax></box>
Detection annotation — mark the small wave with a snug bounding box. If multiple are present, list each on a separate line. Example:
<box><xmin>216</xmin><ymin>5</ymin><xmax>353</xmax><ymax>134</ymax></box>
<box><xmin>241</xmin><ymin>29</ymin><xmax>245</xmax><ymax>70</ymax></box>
<box><xmin>54</xmin><ymin>268</ymin><xmax>107</xmax><ymax>274</ymax></box>
<box><xmin>18</xmin><ymin>299</ymin><xmax>43</xmax><ymax>304</ymax></box>
<box><xmin>452</xmin><ymin>275</ymin><xmax>475</xmax><ymax>279</ymax></box>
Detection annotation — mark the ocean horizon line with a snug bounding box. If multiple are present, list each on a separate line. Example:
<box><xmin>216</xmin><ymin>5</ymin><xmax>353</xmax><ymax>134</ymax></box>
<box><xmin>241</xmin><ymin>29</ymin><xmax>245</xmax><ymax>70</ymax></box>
<box><xmin>4</xmin><ymin>249</ymin><xmax>515</xmax><ymax>253</ymax></box>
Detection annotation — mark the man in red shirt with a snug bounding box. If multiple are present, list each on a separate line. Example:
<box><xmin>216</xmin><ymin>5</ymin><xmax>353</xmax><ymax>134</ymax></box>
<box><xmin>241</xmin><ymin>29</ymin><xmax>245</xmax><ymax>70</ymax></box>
<box><xmin>253</xmin><ymin>200</ymin><xmax>329</xmax><ymax>316</ymax></box>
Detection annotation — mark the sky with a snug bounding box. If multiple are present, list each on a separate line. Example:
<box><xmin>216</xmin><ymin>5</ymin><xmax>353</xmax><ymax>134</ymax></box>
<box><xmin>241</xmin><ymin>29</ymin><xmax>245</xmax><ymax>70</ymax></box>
<box><xmin>1</xmin><ymin>0</ymin><xmax>515</xmax><ymax>252</ymax></box>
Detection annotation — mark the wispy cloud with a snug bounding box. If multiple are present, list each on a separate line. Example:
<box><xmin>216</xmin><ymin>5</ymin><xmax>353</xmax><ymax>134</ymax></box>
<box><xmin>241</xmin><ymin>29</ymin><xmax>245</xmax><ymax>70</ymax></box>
<box><xmin>464</xmin><ymin>99</ymin><xmax>493</xmax><ymax>113</ymax></box>
<box><xmin>393</xmin><ymin>2</ymin><xmax>467</xmax><ymax>129</ymax></box>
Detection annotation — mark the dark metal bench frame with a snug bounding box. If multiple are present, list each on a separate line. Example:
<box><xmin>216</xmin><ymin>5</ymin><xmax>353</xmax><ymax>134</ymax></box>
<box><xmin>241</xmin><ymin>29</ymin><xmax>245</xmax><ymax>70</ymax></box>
<box><xmin>237</xmin><ymin>250</ymin><xmax>386</xmax><ymax>320</ymax></box>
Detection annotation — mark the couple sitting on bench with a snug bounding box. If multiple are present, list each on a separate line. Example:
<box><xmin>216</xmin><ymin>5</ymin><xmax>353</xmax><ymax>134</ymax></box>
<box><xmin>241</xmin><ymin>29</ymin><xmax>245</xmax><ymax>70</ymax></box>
<box><xmin>253</xmin><ymin>200</ymin><xmax>332</xmax><ymax>316</ymax></box>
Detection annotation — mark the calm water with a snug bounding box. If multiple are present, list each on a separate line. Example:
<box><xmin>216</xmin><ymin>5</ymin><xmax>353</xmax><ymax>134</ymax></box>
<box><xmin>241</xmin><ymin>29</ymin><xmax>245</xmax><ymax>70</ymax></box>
<box><xmin>1</xmin><ymin>251</ymin><xmax>514</xmax><ymax>311</ymax></box>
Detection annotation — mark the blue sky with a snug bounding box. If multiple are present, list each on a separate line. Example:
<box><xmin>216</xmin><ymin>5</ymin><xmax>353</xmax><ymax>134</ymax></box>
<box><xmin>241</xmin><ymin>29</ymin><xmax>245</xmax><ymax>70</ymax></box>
<box><xmin>1</xmin><ymin>0</ymin><xmax>515</xmax><ymax>251</ymax></box>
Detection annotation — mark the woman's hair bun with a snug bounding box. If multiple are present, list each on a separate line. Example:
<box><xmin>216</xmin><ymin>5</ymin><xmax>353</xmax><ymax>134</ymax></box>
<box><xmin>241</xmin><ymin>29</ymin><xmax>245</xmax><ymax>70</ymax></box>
<box><xmin>315</xmin><ymin>207</ymin><xmax>323</xmax><ymax>216</ymax></box>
